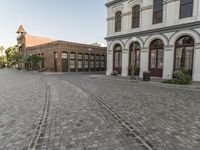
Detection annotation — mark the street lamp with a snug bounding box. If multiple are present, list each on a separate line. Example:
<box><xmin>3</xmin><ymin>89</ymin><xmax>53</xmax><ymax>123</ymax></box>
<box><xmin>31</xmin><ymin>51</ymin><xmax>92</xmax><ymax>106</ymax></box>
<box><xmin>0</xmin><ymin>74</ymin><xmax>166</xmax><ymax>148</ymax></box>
<box><xmin>131</xmin><ymin>37</ymin><xmax>137</xmax><ymax>79</ymax></box>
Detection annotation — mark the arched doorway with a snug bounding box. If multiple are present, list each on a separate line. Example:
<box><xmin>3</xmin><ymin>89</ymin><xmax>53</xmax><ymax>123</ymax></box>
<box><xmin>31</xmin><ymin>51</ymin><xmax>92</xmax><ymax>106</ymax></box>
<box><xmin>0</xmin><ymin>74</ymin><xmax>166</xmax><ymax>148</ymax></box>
<box><xmin>129</xmin><ymin>42</ymin><xmax>140</xmax><ymax>75</ymax></box>
<box><xmin>149</xmin><ymin>39</ymin><xmax>164</xmax><ymax>77</ymax></box>
<box><xmin>113</xmin><ymin>44</ymin><xmax>122</xmax><ymax>74</ymax></box>
<box><xmin>174</xmin><ymin>35</ymin><xmax>194</xmax><ymax>75</ymax></box>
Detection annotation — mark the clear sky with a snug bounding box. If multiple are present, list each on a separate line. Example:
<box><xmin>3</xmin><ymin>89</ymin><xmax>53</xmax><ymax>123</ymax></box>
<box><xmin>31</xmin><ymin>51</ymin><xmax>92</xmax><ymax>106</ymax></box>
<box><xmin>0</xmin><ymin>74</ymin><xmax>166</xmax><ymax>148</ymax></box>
<box><xmin>0</xmin><ymin>0</ymin><xmax>107</xmax><ymax>48</ymax></box>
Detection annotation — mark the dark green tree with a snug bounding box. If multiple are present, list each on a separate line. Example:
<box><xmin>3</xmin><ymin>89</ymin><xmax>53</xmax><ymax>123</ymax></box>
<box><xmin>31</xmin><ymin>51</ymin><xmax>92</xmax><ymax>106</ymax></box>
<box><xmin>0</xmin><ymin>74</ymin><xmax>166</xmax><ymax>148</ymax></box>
<box><xmin>5</xmin><ymin>46</ymin><xmax>22</xmax><ymax>68</ymax></box>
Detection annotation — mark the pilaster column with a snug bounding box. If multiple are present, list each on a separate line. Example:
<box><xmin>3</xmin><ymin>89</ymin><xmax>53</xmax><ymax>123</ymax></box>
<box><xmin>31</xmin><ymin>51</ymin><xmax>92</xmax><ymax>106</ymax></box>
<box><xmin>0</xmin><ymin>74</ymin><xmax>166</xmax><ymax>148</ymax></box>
<box><xmin>106</xmin><ymin>49</ymin><xmax>113</xmax><ymax>75</ymax></box>
<box><xmin>57</xmin><ymin>49</ymin><xmax>62</xmax><ymax>72</ymax></box>
<box><xmin>193</xmin><ymin>43</ymin><xmax>200</xmax><ymax>81</ymax></box>
<box><xmin>198</xmin><ymin>0</ymin><xmax>200</xmax><ymax>19</ymax></box>
<box><xmin>121</xmin><ymin>49</ymin><xmax>129</xmax><ymax>77</ymax></box>
<box><xmin>139</xmin><ymin>47</ymin><xmax>149</xmax><ymax>78</ymax></box>
<box><xmin>140</xmin><ymin>5</ymin><xmax>153</xmax><ymax>31</ymax></box>
<box><xmin>163</xmin><ymin>45</ymin><xmax>174</xmax><ymax>79</ymax></box>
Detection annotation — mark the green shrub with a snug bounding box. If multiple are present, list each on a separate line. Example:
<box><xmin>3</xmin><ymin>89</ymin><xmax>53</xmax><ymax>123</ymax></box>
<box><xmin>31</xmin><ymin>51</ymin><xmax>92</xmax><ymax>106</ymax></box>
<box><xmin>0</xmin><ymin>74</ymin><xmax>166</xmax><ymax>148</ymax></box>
<box><xmin>162</xmin><ymin>69</ymin><xmax>192</xmax><ymax>85</ymax></box>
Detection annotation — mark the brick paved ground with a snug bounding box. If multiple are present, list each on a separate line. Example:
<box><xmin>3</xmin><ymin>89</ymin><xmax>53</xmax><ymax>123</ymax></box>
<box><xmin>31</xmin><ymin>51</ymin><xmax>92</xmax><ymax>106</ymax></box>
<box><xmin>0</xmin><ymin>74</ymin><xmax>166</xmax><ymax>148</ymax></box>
<box><xmin>0</xmin><ymin>70</ymin><xmax>200</xmax><ymax>150</ymax></box>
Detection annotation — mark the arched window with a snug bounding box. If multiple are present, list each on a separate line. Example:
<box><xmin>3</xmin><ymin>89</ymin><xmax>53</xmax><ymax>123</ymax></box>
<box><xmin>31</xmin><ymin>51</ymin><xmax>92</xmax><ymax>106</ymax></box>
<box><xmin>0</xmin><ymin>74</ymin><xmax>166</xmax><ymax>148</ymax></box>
<box><xmin>153</xmin><ymin>0</ymin><xmax>163</xmax><ymax>24</ymax></box>
<box><xmin>180</xmin><ymin>0</ymin><xmax>193</xmax><ymax>19</ymax></box>
<box><xmin>115</xmin><ymin>11</ymin><xmax>122</xmax><ymax>32</ymax></box>
<box><xmin>113</xmin><ymin>44</ymin><xmax>122</xmax><ymax>74</ymax></box>
<box><xmin>149</xmin><ymin>39</ymin><xmax>164</xmax><ymax>77</ymax></box>
<box><xmin>132</xmin><ymin>5</ymin><xmax>140</xmax><ymax>28</ymax></box>
<box><xmin>174</xmin><ymin>36</ymin><xmax>194</xmax><ymax>75</ymax></box>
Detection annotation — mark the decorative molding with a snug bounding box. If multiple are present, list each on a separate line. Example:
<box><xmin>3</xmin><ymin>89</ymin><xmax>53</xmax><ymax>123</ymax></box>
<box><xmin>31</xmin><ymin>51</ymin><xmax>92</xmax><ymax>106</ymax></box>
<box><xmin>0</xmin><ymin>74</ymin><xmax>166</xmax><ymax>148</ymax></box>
<box><xmin>195</xmin><ymin>43</ymin><xmax>200</xmax><ymax>49</ymax></box>
<box><xmin>163</xmin><ymin>0</ymin><xmax>179</xmax><ymax>5</ymax></box>
<box><xmin>164</xmin><ymin>45</ymin><xmax>174</xmax><ymax>48</ymax></box>
<box><xmin>140</xmin><ymin>47</ymin><xmax>148</xmax><ymax>52</ymax></box>
<box><xmin>107</xmin><ymin>17</ymin><xmax>114</xmax><ymax>21</ymax></box>
<box><xmin>123</xmin><ymin>49</ymin><xmax>128</xmax><ymax>52</ymax></box>
<box><xmin>121</xmin><ymin>12</ymin><xmax>131</xmax><ymax>16</ymax></box>
<box><xmin>105</xmin><ymin>21</ymin><xmax>200</xmax><ymax>41</ymax></box>
<box><xmin>122</xmin><ymin>51</ymin><xmax>128</xmax><ymax>54</ymax></box>
<box><xmin>140</xmin><ymin>5</ymin><xmax>153</xmax><ymax>11</ymax></box>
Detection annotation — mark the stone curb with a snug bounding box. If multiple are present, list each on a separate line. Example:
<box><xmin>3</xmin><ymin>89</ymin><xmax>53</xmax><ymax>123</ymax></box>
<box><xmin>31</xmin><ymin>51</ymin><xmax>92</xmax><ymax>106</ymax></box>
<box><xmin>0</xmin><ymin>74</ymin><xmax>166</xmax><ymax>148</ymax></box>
<box><xmin>88</xmin><ymin>75</ymin><xmax>200</xmax><ymax>90</ymax></box>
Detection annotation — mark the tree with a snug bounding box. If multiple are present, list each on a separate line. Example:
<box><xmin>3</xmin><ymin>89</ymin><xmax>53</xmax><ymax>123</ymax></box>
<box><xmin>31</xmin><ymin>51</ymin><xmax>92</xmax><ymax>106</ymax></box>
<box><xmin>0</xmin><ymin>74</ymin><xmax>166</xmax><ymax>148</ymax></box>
<box><xmin>0</xmin><ymin>46</ymin><xmax>4</xmax><ymax>56</ymax></box>
<box><xmin>27</xmin><ymin>54</ymin><xmax>43</xmax><ymax>70</ymax></box>
<box><xmin>5</xmin><ymin>46</ymin><xmax>22</xmax><ymax>68</ymax></box>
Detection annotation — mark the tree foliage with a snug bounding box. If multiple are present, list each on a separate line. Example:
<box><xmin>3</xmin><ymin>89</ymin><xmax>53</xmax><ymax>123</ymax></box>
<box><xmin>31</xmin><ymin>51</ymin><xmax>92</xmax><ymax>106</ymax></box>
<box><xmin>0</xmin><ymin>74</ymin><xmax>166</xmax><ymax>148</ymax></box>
<box><xmin>5</xmin><ymin>46</ymin><xmax>22</xmax><ymax>67</ymax></box>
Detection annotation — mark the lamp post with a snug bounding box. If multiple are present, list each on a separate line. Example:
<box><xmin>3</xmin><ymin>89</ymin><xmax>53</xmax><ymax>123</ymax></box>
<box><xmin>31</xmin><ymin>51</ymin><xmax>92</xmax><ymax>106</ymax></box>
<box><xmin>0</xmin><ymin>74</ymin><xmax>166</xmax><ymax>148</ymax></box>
<box><xmin>131</xmin><ymin>37</ymin><xmax>137</xmax><ymax>79</ymax></box>
<box><xmin>88</xmin><ymin>48</ymin><xmax>93</xmax><ymax>72</ymax></box>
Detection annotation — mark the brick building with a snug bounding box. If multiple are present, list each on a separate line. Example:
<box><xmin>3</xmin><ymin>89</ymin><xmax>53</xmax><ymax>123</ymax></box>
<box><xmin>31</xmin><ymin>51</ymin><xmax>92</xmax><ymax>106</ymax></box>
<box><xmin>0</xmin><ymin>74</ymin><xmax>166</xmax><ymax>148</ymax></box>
<box><xmin>16</xmin><ymin>25</ymin><xmax>106</xmax><ymax>72</ymax></box>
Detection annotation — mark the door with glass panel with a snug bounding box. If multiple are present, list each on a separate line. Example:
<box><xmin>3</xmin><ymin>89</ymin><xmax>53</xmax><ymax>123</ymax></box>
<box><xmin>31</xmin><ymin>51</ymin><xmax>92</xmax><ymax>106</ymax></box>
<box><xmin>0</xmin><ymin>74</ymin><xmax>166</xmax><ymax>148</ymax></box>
<box><xmin>174</xmin><ymin>36</ymin><xmax>194</xmax><ymax>75</ymax></box>
<box><xmin>84</xmin><ymin>54</ymin><xmax>89</xmax><ymax>72</ymax></box>
<box><xmin>78</xmin><ymin>53</ymin><xmax>83</xmax><ymax>72</ymax></box>
<box><xmin>149</xmin><ymin>39</ymin><xmax>164</xmax><ymax>77</ymax></box>
<box><xmin>62</xmin><ymin>52</ymin><xmax>68</xmax><ymax>72</ymax></box>
<box><xmin>113</xmin><ymin>44</ymin><xmax>122</xmax><ymax>74</ymax></box>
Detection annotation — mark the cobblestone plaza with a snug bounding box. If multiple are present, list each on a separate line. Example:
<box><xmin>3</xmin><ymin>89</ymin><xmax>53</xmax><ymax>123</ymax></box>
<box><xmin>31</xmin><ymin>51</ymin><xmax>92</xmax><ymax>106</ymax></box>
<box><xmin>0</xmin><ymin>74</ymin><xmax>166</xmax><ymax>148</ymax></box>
<box><xmin>0</xmin><ymin>70</ymin><xmax>200</xmax><ymax>150</ymax></box>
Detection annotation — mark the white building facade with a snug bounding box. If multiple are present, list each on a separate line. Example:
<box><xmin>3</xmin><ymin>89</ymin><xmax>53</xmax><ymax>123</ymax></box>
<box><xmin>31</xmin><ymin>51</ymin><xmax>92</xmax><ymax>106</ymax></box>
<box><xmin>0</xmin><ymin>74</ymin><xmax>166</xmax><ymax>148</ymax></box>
<box><xmin>105</xmin><ymin>0</ymin><xmax>200</xmax><ymax>81</ymax></box>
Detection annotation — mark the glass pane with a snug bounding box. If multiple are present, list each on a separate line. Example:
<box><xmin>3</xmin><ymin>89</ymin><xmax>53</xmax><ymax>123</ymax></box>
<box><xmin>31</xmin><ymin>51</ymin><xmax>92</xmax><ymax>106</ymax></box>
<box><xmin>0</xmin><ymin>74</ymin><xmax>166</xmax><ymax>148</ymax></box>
<box><xmin>85</xmin><ymin>54</ymin><xmax>89</xmax><ymax>59</ymax></box>
<box><xmin>101</xmin><ymin>55</ymin><xmax>104</xmax><ymax>60</ymax></box>
<box><xmin>96</xmin><ymin>61</ymin><xmax>100</xmax><ymax>68</ymax></box>
<box><xmin>90</xmin><ymin>61</ymin><xmax>94</xmax><ymax>68</ymax></box>
<box><xmin>157</xmin><ymin>49</ymin><xmax>163</xmax><ymax>69</ymax></box>
<box><xmin>119</xmin><ymin>52</ymin><xmax>122</xmax><ymax>67</ymax></box>
<box><xmin>96</xmin><ymin>55</ymin><xmax>100</xmax><ymax>60</ymax></box>
<box><xmin>184</xmin><ymin>47</ymin><xmax>193</xmax><ymax>70</ymax></box>
<box><xmin>136</xmin><ymin>50</ymin><xmax>140</xmax><ymax>68</ymax></box>
<box><xmin>101</xmin><ymin>62</ymin><xmax>104</xmax><ymax>68</ymax></box>
<box><xmin>78</xmin><ymin>54</ymin><xmax>83</xmax><ymax>59</ymax></box>
<box><xmin>150</xmin><ymin>50</ymin><xmax>157</xmax><ymax>68</ymax></box>
<box><xmin>175</xmin><ymin>48</ymin><xmax>183</xmax><ymax>69</ymax></box>
<box><xmin>70</xmin><ymin>60</ymin><xmax>75</xmax><ymax>68</ymax></box>
<box><xmin>62</xmin><ymin>53</ymin><xmax>68</xmax><ymax>59</ymax></box>
<box><xmin>115</xmin><ymin>11</ymin><xmax>122</xmax><ymax>32</ymax></box>
<box><xmin>70</xmin><ymin>53</ymin><xmax>75</xmax><ymax>59</ymax></box>
<box><xmin>130</xmin><ymin>50</ymin><xmax>133</xmax><ymax>66</ymax></box>
<box><xmin>132</xmin><ymin>5</ymin><xmax>140</xmax><ymax>28</ymax></box>
<box><xmin>54</xmin><ymin>53</ymin><xmax>57</xmax><ymax>59</ymax></box>
<box><xmin>180</xmin><ymin>3</ymin><xmax>193</xmax><ymax>18</ymax></box>
<box><xmin>90</xmin><ymin>55</ymin><xmax>94</xmax><ymax>60</ymax></box>
<box><xmin>78</xmin><ymin>61</ymin><xmax>82</xmax><ymax>68</ymax></box>
<box><xmin>114</xmin><ymin>52</ymin><xmax>119</xmax><ymax>67</ymax></box>
<box><xmin>85</xmin><ymin>61</ymin><xmax>89</xmax><ymax>68</ymax></box>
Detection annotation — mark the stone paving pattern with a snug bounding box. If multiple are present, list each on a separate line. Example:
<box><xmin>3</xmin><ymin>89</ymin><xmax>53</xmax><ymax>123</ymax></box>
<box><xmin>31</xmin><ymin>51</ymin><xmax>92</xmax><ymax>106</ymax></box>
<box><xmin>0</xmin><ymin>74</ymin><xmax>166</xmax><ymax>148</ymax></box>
<box><xmin>0</xmin><ymin>70</ymin><xmax>200</xmax><ymax>150</ymax></box>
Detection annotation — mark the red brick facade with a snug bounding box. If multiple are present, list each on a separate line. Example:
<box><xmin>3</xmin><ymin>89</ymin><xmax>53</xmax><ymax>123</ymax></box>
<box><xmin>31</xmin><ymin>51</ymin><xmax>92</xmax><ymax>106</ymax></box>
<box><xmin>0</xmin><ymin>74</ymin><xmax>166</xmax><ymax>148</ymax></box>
<box><xmin>26</xmin><ymin>41</ymin><xmax>106</xmax><ymax>72</ymax></box>
<box><xmin>16</xmin><ymin>25</ymin><xmax>106</xmax><ymax>72</ymax></box>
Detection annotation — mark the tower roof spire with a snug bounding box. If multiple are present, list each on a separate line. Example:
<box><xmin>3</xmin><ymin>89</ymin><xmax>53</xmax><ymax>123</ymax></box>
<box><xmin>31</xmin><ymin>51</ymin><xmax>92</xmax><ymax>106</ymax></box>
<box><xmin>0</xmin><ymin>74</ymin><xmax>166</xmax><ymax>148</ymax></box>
<box><xmin>17</xmin><ymin>25</ymin><xmax>26</xmax><ymax>34</ymax></box>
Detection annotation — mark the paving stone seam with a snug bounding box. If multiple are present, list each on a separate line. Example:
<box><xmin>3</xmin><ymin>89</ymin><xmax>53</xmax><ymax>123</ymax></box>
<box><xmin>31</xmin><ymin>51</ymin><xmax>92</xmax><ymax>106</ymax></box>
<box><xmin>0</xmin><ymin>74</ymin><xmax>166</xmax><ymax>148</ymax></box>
<box><xmin>66</xmin><ymin>80</ymin><xmax>155</xmax><ymax>150</ymax></box>
<box><xmin>27</xmin><ymin>83</ymin><xmax>50</xmax><ymax>150</ymax></box>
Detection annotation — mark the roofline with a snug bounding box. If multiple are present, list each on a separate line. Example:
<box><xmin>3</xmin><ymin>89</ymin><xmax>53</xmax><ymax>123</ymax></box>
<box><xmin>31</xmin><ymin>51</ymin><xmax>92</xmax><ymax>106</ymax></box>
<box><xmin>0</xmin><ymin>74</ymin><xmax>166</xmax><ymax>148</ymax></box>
<box><xmin>26</xmin><ymin>40</ymin><xmax>107</xmax><ymax>49</ymax></box>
